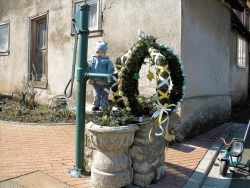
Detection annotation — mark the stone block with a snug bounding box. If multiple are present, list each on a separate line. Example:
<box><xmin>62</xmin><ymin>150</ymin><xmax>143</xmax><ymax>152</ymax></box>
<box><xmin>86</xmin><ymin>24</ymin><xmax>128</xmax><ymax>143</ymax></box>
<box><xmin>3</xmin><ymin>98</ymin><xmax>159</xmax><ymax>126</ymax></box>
<box><xmin>133</xmin><ymin>131</ymin><xmax>166</xmax><ymax>146</ymax></box>
<box><xmin>129</xmin><ymin>145</ymin><xmax>154</xmax><ymax>161</ymax></box>
<box><xmin>133</xmin><ymin>157</ymin><xmax>159</xmax><ymax>173</ymax></box>
<box><xmin>159</xmin><ymin>153</ymin><xmax>165</xmax><ymax>165</ymax></box>
<box><xmin>129</xmin><ymin>141</ymin><xmax>165</xmax><ymax>162</ymax></box>
<box><xmin>155</xmin><ymin>164</ymin><xmax>165</xmax><ymax>180</ymax></box>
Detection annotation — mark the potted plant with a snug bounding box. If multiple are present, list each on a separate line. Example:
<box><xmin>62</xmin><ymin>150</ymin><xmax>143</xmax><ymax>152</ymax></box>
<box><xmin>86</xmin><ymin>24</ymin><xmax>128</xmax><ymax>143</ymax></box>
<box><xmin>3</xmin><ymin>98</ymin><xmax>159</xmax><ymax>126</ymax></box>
<box><xmin>86</xmin><ymin>107</ymin><xmax>139</xmax><ymax>188</ymax></box>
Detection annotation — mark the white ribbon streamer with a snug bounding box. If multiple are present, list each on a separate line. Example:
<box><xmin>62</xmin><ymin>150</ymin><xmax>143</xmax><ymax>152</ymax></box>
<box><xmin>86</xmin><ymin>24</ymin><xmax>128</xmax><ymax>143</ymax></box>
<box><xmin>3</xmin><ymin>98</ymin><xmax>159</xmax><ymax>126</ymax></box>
<box><xmin>157</xmin><ymin>76</ymin><xmax>170</xmax><ymax>88</ymax></box>
<box><xmin>121</xmin><ymin>56</ymin><xmax>124</xmax><ymax>64</ymax></box>
<box><xmin>151</xmin><ymin>100</ymin><xmax>176</xmax><ymax>136</ymax></box>
<box><xmin>151</xmin><ymin>52</ymin><xmax>164</xmax><ymax>63</ymax></box>
<box><xmin>104</xmin><ymin>88</ymin><xmax>113</xmax><ymax>95</ymax></box>
<box><xmin>155</xmin><ymin>125</ymin><xmax>164</xmax><ymax>136</ymax></box>
<box><xmin>112</xmin><ymin>75</ymin><xmax>118</xmax><ymax>82</ymax></box>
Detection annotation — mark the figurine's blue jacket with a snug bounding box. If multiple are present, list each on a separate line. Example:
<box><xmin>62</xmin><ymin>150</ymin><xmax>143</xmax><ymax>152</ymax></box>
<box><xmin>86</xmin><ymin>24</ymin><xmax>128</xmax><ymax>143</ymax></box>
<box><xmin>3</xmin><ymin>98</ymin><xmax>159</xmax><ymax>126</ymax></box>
<box><xmin>88</xmin><ymin>55</ymin><xmax>113</xmax><ymax>85</ymax></box>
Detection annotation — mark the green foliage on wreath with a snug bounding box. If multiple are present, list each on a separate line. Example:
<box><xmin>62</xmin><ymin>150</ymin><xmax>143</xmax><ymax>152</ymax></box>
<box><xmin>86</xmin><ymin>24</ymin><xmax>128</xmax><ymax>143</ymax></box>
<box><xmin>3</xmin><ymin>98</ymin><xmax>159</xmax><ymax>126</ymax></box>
<box><xmin>111</xmin><ymin>35</ymin><xmax>185</xmax><ymax>117</ymax></box>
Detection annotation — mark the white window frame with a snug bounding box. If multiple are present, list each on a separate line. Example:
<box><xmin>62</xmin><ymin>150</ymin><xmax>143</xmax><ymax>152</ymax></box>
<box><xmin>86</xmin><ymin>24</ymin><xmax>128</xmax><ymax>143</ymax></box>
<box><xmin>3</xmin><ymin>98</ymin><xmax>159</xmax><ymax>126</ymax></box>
<box><xmin>0</xmin><ymin>21</ymin><xmax>10</xmax><ymax>55</ymax></box>
<box><xmin>237</xmin><ymin>36</ymin><xmax>246</xmax><ymax>68</ymax></box>
<box><xmin>73</xmin><ymin>0</ymin><xmax>100</xmax><ymax>31</ymax></box>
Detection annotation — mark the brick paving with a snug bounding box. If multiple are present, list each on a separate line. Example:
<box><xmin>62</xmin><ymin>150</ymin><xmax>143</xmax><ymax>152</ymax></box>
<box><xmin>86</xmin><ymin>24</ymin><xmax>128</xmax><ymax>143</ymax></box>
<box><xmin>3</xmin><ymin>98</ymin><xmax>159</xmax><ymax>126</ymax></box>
<box><xmin>0</xmin><ymin>121</ymin><xmax>232</xmax><ymax>188</ymax></box>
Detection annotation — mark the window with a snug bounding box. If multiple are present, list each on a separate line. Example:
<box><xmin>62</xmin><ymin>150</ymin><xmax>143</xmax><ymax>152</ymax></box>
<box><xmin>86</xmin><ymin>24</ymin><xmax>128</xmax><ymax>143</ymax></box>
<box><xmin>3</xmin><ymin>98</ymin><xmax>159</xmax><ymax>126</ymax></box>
<box><xmin>237</xmin><ymin>36</ymin><xmax>246</xmax><ymax>68</ymax></box>
<box><xmin>74</xmin><ymin>0</ymin><xmax>99</xmax><ymax>31</ymax></box>
<box><xmin>0</xmin><ymin>22</ymin><xmax>10</xmax><ymax>55</ymax></box>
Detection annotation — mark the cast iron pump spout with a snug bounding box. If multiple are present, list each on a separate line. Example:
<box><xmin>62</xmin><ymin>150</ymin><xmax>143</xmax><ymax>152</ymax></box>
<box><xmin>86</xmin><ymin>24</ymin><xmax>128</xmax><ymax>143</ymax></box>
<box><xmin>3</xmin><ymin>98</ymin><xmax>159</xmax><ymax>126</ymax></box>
<box><xmin>86</xmin><ymin>73</ymin><xmax>114</xmax><ymax>83</ymax></box>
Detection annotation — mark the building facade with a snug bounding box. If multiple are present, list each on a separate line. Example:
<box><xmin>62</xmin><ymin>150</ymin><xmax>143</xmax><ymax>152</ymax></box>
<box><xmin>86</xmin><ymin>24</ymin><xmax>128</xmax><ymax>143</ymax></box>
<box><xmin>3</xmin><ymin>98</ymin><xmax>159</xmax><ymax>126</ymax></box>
<box><xmin>0</xmin><ymin>0</ymin><xmax>249</xmax><ymax>140</ymax></box>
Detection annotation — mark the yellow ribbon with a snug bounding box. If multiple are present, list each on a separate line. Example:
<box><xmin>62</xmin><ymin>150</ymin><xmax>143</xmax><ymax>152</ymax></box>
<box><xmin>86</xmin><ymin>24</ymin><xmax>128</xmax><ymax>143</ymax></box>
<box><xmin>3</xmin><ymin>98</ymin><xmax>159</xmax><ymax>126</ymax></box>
<box><xmin>115</xmin><ymin>64</ymin><xmax>124</xmax><ymax>68</ymax></box>
<box><xmin>157</xmin><ymin>103</ymin><xmax>169</xmax><ymax>126</ymax></box>
<box><xmin>148</xmin><ymin>118</ymin><xmax>158</xmax><ymax>142</ymax></box>
<box><xmin>111</xmin><ymin>78</ymin><xmax>122</xmax><ymax>87</ymax></box>
<box><xmin>104</xmin><ymin>88</ymin><xmax>122</xmax><ymax>99</ymax></box>
<box><xmin>157</xmin><ymin>89</ymin><xmax>169</xmax><ymax>100</ymax></box>
<box><xmin>155</xmin><ymin>65</ymin><xmax>170</xmax><ymax>74</ymax></box>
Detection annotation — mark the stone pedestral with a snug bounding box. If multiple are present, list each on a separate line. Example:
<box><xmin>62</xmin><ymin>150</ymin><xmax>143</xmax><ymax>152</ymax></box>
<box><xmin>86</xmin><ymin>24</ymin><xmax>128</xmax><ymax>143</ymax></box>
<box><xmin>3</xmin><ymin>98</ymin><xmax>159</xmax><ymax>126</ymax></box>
<box><xmin>86</xmin><ymin>122</ymin><xmax>139</xmax><ymax>188</ymax></box>
<box><xmin>129</xmin><ymin>117</ymin><xmax>166</xmax><ymax>187</ymax></box>
<box><xmin>85</xmin><ymin>110</ymin><xmax>166</xmax><ymax>188</ymax></box>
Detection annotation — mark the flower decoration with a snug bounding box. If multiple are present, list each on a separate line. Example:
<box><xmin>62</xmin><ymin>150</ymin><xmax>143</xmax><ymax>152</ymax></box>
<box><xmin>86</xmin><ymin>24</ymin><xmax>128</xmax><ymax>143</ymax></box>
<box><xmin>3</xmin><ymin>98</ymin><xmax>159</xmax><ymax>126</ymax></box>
<box><xmin>112</xmin><ymin>35</ymin><xmax>185</xmax><ymax>115</ymax></box>
<box><xmin>111</xmin><ymin>35</ymin><xmax>186</xmax><ymax>140</ymax></box>
<box><xmin>92</xmin><ymin>106</ymin><xmax>137</xmax><ymax>127</ymax></box>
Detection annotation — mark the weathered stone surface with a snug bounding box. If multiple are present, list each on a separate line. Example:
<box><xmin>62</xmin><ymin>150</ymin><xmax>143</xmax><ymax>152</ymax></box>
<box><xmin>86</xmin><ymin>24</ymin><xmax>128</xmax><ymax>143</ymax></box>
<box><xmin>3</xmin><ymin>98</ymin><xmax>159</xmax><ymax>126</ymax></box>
<box><xmin>84</xmin><ymin>147</ymin><xmax>93</xmax><ymax>158</ymax></box>
<box><xmin>133</xmin><ymin>131</ymin><xmax>166</xmax><ymax>145</ymax></box>
<box><xmin>87</xmin><ymin>122</ymin><xmax>139</xmax><ymax>188</ymax></box>
<box><xmin>93</xmin><ymin>149</ymin><xmax>131</xmax><ymax>172</ymax></box>
<box><xmin>87</xmin><ymin>122</ymin><xmax>138</xmax><ymax>151</ymax></box>
<box><xmin>129</xmin><ymin>144</ymin><xmax>157</xmax><ymax>161</ymax></box>
<box><xmin>133</xmin><ymin>157</ymin><xmax>160</xmax><ymax>173</ymax></box>
<box><xmin>130</xmin><ymin>118</ymin><xmax>167</xmax><ymax>187</ymax></box>
<box><xmin>133</xmin><ymin>171</ymin><xmax>155</xmax><ymax>187</ymax></box>
<box><xmin>156</xmin><ymin>164</ymin><xmax>165</xmax><ymax>180</ymax></box>
<box><xmin>91</xmin><ymin>167</ymin><xmax>133</xmax><ymax>188</ymax></box>
<box><xmin>169</xmin><ymin>95</ymin><xmax>231</xmax><ymax>142</ymax></box>
<box><xmin>84</xmin><ymin>157</ymin><xmax>92</xmax><ymax>171</ymax></box>
<box><xmin>159</xmin><ymin>153</ymin><xmax>165</xmax><ymax>165</ymax></box>
<box><xmin>85</xmin><ymin>129</ymin><xmax>96</xmax><ymax>149</ymax></box>
<box><xmin>85</xmin><ymin>116</ymin><xmax>166</xmax><ymax>188</ymax></box>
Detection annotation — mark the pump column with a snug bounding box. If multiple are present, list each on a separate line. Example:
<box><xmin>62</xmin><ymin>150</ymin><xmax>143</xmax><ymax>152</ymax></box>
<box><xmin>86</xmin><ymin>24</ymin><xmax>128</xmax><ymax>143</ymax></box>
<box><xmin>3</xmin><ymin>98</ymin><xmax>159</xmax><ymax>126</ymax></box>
<box><xmin>68</xmin><ymin>2</ymin><xmax>90</xmax><ymax>177</ymax></box>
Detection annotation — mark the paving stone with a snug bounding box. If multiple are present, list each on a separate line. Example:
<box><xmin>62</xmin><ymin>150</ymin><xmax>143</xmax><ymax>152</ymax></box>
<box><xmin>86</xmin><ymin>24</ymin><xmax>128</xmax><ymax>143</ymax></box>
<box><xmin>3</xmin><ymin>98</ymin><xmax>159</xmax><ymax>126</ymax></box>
<box><xmin>0</xmin><ymin>121</ymin><xmax>232</xmax><ymax>188</ymax></box>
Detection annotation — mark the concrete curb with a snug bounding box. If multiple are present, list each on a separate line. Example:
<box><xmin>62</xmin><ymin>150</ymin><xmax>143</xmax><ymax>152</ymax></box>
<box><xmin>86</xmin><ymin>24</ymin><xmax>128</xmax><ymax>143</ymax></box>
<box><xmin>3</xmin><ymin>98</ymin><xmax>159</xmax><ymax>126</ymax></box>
<box><xmin>183</xmin><ymin>123</ymin><xmax>239</xmax><ymax>188</ymax></box>
<box><xmin>201</xmin><ymin>151</ymin><xmax>233</xmax><ymax>188</ymax></box>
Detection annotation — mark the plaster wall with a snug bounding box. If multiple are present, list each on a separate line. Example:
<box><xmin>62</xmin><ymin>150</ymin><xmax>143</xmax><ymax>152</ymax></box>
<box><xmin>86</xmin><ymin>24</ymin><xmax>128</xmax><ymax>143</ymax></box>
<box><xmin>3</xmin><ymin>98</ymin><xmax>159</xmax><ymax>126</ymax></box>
<box><xmin>168</xmin><ymin>0</ymin><xmax>233</xmax><ymax>140</ymax></box>
<box><xmin>102</xmin><ymin>0</ymin><xmax>182</xmax><ymax>96</ymax></box>
<box><xmin>169</xmin><ymin>95</ymin><xmax>231</xmax><ymax>142</ymax></box>
<box><xmin>229</xmin><ymin>32</ymin><xmax>249</xmax><ymax>106</ymax></box>
<box><xmin>181</xmin><ymin>0</ymin><xmax>231</xmax><ymax>98</ymax></box>
<box><xmin>0</xmin><ymin>0</ymin><xmax>101</xmax><ymax>104</ymax></box>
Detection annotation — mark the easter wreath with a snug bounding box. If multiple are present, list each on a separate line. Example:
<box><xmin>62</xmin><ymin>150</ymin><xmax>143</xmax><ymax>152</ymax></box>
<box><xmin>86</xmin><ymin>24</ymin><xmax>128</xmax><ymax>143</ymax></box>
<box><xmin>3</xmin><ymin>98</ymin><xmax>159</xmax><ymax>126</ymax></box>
<box><xmin>110</xmin><ymin>35</ymin><xmax>186</xmax><ymax>139</ymax></box>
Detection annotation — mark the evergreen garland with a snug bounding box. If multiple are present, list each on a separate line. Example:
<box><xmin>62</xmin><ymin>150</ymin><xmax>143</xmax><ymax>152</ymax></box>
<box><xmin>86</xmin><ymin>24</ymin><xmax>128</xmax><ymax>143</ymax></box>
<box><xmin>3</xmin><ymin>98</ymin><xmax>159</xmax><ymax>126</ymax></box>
<box><xmin>111</xmin><ymin>35</ymin><xmax>186</xmax><ymax>117</ymax></box>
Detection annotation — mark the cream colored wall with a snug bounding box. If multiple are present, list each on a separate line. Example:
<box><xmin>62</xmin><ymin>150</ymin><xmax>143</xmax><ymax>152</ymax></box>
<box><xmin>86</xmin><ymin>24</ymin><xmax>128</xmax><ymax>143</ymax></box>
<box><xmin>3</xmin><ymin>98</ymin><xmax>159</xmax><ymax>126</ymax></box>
<box><xmin>102</xmin><ymin>0</ymin><xmax>182</xmax><ymax>96</ymax></box>
<box><xmin>170</xmin><ymin>0</ymin><xmax>247</xmax><ymax>140</ymax></box>
<box><xmin>181</xmin><ymin>0</ymin><xmax>231</xmax><ymax>98</ymax></box>
<box><xmin>229</xmin><ymin>32</ymin><xmax>249</xmax><ymax>105</ymax></box>
<box><xmin>0</xmin><ymin>0</ymin><xmax>99</xmax><ymax>104</ymax></box>
<box><xmin>0</xmin><ymin>0</ymin><xmax>181</xmax><ymax>105</ymax></box>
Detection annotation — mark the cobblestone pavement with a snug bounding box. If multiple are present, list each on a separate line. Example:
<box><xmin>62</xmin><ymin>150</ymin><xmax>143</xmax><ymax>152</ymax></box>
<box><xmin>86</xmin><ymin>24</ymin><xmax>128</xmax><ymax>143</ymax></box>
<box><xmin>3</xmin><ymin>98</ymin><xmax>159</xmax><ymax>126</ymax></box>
<box><xmin>0</xmin><ymin>121</ymin><xmax>232</xmax><ymax>188</ymax></box>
